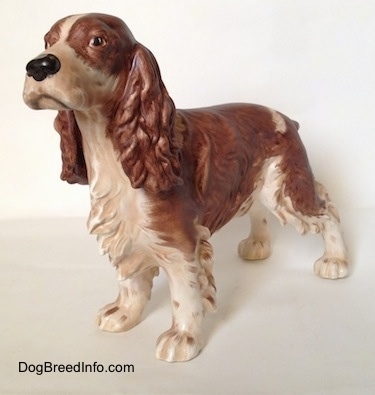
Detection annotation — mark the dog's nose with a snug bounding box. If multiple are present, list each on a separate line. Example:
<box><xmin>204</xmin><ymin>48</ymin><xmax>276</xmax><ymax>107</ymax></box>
<box><xmin>26</xmin><ymin>54</ymin><xmax>61</xmax><ymax>81</ymax></box>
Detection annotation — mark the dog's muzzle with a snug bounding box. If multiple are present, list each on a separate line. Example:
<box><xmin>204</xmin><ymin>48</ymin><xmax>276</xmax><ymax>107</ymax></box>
<box><xmin>26</xmin><ymin>54</ymin><xmax>61</xmax><ymax>81</ymax></box>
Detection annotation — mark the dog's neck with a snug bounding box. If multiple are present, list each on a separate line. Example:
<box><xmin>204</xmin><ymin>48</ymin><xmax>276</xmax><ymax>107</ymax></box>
<box><xmin>74</xmin><ymin>110</ymin><xmax>149</xmax><ymax>265</ymax></box>
<box><xmin>74</xmin><ymin>111</ymin><xmax>128</xmax><ymax>190</ymax></box>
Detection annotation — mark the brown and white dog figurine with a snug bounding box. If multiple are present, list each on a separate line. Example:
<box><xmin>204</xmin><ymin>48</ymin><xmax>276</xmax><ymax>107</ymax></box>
<box><xmin>23</xmin><ymin>13</ymin><xmax>348</xmax><ymax>362</ymax></box>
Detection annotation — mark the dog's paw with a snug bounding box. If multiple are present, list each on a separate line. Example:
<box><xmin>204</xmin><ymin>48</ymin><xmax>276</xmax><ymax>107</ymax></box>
<box><xmin>96</xmin><ymin>302</ymin><xmax>142</xmax><ymax>332</ymax></box>
<box><xmin>238</xmin><ymin>237</ymin><xmax>271</xmax><ymax>260</ymax></box>
<box><xmin>314</xmin><ymin>255</ymin><xmax>349</xmax><ymax>279</ymax></box>
<box><xmin>155</xmin><ymin>328</ymin><xmax>203</xmax><ymax>362</ymax></box>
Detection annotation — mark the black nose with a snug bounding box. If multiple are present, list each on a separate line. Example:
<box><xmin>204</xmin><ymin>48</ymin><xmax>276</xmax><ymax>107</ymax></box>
<box><xmin>26</xmin><ymin>54</ymin><xmax>61</xmax><ymax>81</ymax></box>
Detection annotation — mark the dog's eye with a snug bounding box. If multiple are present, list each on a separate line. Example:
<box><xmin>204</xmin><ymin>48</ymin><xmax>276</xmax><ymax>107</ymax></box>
<box><xmin>90</xmin><ymin>37</ymin><xmax>106</xmax><ymax>47</ymax></box>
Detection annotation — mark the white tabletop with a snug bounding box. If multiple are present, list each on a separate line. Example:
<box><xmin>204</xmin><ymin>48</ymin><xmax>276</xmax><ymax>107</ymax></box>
<box><xmin>1</xmin><ymin>209</ymin><xmax>373</xmax><ymax>394</ymax></box>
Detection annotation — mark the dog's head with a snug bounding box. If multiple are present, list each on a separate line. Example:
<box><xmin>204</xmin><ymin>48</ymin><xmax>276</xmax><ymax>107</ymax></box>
<box><xmin>23</xmin><ymin>13</ymin><xmax>182</xmax><ymax>192</ymax></box>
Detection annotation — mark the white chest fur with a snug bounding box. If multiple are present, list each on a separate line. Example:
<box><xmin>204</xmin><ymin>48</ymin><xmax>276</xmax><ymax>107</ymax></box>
<box><xmin>76</xmin><ymin>113</ymin><xmax>151</xmax><ymax>266</ymax></box>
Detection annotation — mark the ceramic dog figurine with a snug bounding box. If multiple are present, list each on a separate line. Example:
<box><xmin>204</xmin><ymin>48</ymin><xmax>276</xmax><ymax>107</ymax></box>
<box><xmin>23</xmin><ymin>13</ymin><xmax>348</xmax><ymax>362</ymax></box>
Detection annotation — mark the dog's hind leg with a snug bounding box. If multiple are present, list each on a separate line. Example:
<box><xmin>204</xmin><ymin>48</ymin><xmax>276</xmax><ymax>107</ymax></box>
<box><xmin>258</xmin><ymin>156</ymin><xmax>348</xmax><ymax>279</ymax></box>
<box><xmin>310</xmin><ymin>181</ymin><xmax>348</xmax><ymax>279</ymax></box>
<box><xmin>238</xmin><ymin>200</ymin><xmax>271</xmax><ymax>260</ymax></box>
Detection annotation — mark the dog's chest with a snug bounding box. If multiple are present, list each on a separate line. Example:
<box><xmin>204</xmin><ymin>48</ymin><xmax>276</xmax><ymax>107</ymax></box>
<box><xmin>78</xmin><ymin>118</ymin><xmax>152</xmax><ymax>265</ymax></box>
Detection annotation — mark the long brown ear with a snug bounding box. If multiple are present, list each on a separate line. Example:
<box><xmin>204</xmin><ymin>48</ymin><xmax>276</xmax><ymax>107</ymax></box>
<box><xmin>108</xmin><ymin>44</ymin><xmax>183</xmax><ymax>193</ymax></box>
<box><xmin>54</xmin><ymin>110</ymin><xmax>88</xmax><ymax>185</ymax></box>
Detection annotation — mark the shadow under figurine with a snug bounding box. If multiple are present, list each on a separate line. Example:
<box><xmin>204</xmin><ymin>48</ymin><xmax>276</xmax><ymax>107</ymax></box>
<box><xmin>23</xmin><ymin>13</ymin><xmax>348</xmax><ymax>362</ymax></box>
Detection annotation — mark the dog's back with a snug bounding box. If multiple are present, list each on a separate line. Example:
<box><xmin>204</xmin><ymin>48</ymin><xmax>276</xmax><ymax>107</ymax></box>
<box><xmin>176</xmin><ymin>103</ymin><xmax>318</xmax><ymax>233</ymax></box>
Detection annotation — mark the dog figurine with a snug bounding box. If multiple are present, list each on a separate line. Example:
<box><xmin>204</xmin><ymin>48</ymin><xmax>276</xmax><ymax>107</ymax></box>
<box><xmin>23</xmin><ymin>13</ymin><xmax>348</xmax><ymax>362</ymax></box>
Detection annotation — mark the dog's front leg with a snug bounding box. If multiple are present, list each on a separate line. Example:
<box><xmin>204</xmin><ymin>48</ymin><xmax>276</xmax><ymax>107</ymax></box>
<box><xmin>156</xmin><ymin>252</ymin><xmax>205</xmax><ymax>362</ymax></box>
<box><xmin>97</xmin><ymin>263</ymin><xmax>158</xmax><ymax>332</ymax></box>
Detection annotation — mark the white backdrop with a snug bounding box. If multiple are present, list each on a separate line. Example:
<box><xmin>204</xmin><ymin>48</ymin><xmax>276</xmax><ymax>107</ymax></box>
<box><xmin>2</xmin><ymin>2</ymin><xmax>375</xmax><ymax>394</ymax></box>
<box><xmin>0</xmin><ymin>0</ymin><xmax>374</xmax><ymax>217</ymax></box>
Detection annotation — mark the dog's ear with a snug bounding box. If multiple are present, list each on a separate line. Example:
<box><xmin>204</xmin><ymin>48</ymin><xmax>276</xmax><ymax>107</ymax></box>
<box><xmin>108</xmin><ymin>44</ymin><xmax>183</xmax><ymax>193</ymax></box>
<box><xmin>54</xmin><ymin>110</ymin><xmax>88</xmax><ymax>185</ymax></box>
